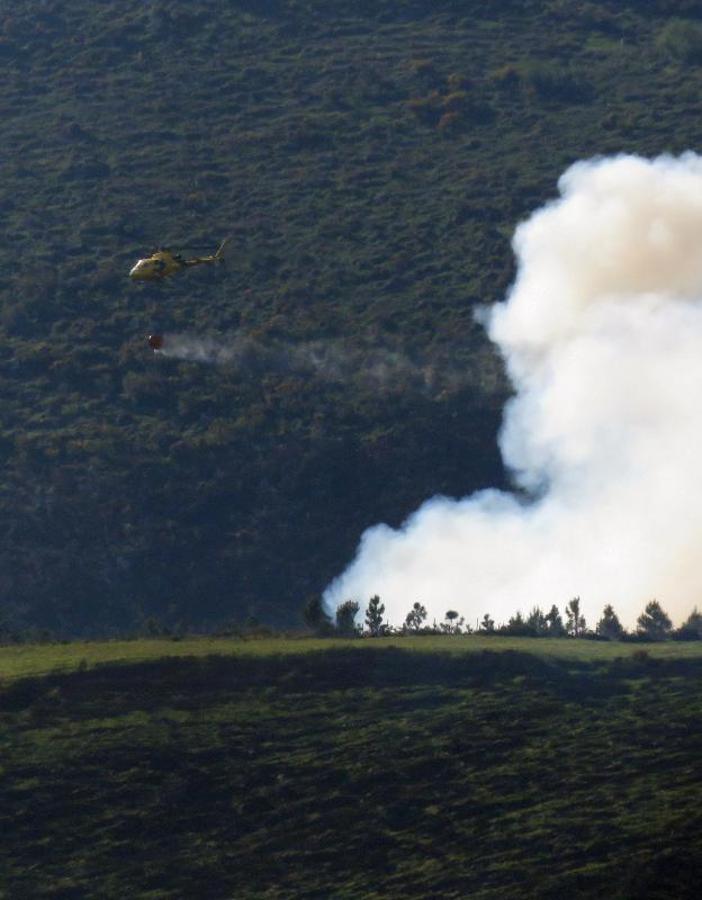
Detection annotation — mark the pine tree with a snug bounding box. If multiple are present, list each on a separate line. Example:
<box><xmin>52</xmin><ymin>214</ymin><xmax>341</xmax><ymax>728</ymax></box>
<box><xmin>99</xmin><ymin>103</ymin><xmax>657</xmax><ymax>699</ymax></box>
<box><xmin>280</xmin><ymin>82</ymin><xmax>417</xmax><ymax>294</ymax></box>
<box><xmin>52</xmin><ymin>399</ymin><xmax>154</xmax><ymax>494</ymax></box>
<box><xmin>677</xmin><ymin>607</ymin><xmax>702</xmax><ymax>640</ymax></box>
<box><xmin>303</xmin><ymin>596</ymin><xmax>333</xmax><ymax>634</ymax></box>
<box><xmin>545</xmin><ymin>604</ymin><xmax>566</xmax><ymax>636</ymax></box>
<box><xmin>336</xmin><ymin>600</ymin><xmax>360</xmax><ymax>637</ymax></box>
<box><xmin>479</xmin><ymin>613</ymin><xmax>495</xmax><ymax>633</ymax></box>
<box><xmin>442</xmin><ymin>610</ymin><xmax>466</xmax><ymax>634</ymax></box>
<box><xmin>526</xmin><ymin>606</ymin><xmax>548</xmax><ymax>636</ymax></box>
<box><xmin>636</xmin><ymin>600</ymin><xmax>672</xmax><ymax>641</ymax></box>
<box><xmin>405</xmin><ymin>601</ymin><xmax>428</xmax><ymax>632</ymax></box>
<box><xmin>445</xmin><ymin>610</ymin><xmax>458</xmax><ymax>626</ymax></box>
<box><xmin>565</xmin><ymin>597</ymin><xmax>586</xmax><ymax>637</ymax></box>
<box><xmin>596</xmin><ymin>604</ymin><xmax>624</xmax><ymax>640</ymax></box>
<box><xmin>503</xmin><ymin>610</ymin><xmax>529</xmax><ymax>636</ymax></box>
<box><xmin>365</xmin><ymin>595</ymin><xmax>386</xmax><ymax>637</ymax></box>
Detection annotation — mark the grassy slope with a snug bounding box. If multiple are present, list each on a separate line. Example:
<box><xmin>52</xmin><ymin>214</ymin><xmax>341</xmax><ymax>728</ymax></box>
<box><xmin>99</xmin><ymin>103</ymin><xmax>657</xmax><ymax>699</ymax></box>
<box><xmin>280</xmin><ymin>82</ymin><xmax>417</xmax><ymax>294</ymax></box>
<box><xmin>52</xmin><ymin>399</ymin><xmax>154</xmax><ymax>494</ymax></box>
<box><xmin>3</xmin><ymin>633</ymin><xmax>702</xmax><ymax>681</ymax></box>
<box><xmin>2</xmin><ymin>1</ymin><xmax>702</xmax><ymax>632</ymax></box>
<box><xmin>2</xmin><ymin>637</ymin><xmax>702</xmax><ymax>897</ymax></box>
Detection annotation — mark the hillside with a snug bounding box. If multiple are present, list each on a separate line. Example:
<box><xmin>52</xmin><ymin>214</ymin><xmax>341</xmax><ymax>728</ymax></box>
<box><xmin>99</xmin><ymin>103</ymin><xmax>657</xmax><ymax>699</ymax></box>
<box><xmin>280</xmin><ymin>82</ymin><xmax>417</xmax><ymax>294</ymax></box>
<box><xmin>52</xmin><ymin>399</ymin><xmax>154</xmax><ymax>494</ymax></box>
<box><xmin>2</xmin><ymin>637</ymin><xmax>702</xmax><ymax>897</ymax></box>
<box><xmin>2</xmin><ymin>0</ymin><xmax>702</xmax><ymax>633</ymax></box>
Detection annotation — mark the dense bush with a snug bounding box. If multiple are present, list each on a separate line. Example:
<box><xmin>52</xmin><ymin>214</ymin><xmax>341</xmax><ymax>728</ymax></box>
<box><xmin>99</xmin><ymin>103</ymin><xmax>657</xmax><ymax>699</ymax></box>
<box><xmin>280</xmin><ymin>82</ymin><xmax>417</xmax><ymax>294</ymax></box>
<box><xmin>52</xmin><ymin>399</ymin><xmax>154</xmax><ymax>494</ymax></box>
<box><xmin>521</xmin><ymin>61</ymin><xmax>594</xmax><ymax>104</ymax></box>
<box><xmin>656</xmin><ymin>19</ymin><xmax>702</xmax><ymax>63</ymax></box>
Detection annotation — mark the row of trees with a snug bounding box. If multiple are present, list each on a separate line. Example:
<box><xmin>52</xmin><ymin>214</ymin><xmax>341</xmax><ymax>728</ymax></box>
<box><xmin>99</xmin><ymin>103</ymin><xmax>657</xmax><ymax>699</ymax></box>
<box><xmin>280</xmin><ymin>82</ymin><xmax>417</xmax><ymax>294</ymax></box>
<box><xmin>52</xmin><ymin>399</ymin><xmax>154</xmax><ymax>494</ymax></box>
<box><xmin>305</xmin><ymin>596</ymin><xmax>702</xmax><ymax>642</ymax></box>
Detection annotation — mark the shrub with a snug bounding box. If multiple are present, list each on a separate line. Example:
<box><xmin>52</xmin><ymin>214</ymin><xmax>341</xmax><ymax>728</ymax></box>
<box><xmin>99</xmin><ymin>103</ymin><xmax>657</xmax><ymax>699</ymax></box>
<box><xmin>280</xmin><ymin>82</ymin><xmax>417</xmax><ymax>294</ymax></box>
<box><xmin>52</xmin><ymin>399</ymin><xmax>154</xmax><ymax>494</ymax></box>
<box><xmin>491</xmin><ymin>64</ymin><xmax>521</xmax><ymax>92</ymax></box>
<box><xmin>437</xmin><ymin>111</ymin><xmax>461</xmax><ymax>133</ymax></box>
<box><xmin>442</xmin><ymin>90</ymin><xmax>469</xmax><ymax>113</ymax></box>
<box><xmin>447</xmin><ymin>72</ymin><xmax>471</xmax><ymax>91</ymax></box>
<box><xmin>407</xmin><ymin>91</ymin><xmax>442</xmax><ymax>125</ymax></box>
<box><xmin>522</xmin><ymin>61</ymin><xmax>593</xmax><ymax>103</ymax></box>
<box><xmin>657</xmin><ymin>19</ymin><xmax>702</xmax><ymax>64</ymax></box>
<box><xmin>408</xmin><ymin>58</ymin><xmax>441</xmax><ymax>87</ymax></box>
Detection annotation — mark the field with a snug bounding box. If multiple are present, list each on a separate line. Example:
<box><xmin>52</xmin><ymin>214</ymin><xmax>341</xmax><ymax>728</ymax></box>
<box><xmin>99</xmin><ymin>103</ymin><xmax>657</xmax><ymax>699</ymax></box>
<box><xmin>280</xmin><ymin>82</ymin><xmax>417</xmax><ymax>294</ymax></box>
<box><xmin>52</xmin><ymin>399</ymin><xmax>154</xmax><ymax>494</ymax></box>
<box><xmin>3</xmin><ymin>637</ymin><xmax>702</xmax><ymax>897</ymax></box>
<box><xmin>3</xmin><ymin>633</ymin><xmax>702</xmax><ymax>682</ymax></box>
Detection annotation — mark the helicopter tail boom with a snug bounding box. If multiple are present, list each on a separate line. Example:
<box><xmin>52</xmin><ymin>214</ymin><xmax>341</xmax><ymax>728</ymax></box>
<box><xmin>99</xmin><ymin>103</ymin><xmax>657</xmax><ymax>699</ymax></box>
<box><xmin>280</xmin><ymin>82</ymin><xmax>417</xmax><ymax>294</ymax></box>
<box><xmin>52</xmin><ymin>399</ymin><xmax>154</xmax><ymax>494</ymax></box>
<box><xmin>183</xmin><ymin>237</ymin><xmax>230</xmax><ymax>268</ymax></box>
<box><xmin>214</xmin><ymin>236</ymin><xmax>230</xmax><ymax>261</ymax></box>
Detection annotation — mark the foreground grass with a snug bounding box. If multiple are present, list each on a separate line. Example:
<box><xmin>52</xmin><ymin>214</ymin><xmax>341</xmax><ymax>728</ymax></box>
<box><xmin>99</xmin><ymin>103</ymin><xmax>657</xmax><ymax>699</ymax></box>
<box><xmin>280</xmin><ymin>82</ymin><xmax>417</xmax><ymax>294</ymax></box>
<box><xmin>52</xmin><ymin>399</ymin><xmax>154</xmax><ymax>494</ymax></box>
<box><xmin>3</xmin><ymin>634</ymin><xmax>702</xmax><ymax>683</ymax></box>
<box><xmin>2</xmin><ymin>641</ymin><xmax>702</xmax><ymax>897</ymax></box>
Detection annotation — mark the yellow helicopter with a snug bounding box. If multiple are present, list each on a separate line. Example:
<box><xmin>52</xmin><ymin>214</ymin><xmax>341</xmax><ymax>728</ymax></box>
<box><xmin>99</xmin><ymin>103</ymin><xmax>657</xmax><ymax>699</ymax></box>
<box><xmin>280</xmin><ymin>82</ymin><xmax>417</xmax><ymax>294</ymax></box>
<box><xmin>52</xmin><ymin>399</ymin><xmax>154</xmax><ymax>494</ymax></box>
<box><xmin>129</xmin><ymin>237</ymin><xmax>229</xmax><ymax>281</ymax></box>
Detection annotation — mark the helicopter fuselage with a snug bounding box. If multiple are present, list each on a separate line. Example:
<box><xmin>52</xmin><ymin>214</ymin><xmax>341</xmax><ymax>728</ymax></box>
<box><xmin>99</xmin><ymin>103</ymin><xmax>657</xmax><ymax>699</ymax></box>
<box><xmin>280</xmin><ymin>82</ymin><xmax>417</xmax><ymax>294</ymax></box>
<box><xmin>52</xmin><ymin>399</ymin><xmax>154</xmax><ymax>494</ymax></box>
<box><xmin>129</xmin><ymin>249</ymin><xmax>187</xmax><ymax>281</ymax></box>
<box><xmin>129</xmin><ymin>239</ymin><xmax>228</xmax><ymax>281</ymax></box>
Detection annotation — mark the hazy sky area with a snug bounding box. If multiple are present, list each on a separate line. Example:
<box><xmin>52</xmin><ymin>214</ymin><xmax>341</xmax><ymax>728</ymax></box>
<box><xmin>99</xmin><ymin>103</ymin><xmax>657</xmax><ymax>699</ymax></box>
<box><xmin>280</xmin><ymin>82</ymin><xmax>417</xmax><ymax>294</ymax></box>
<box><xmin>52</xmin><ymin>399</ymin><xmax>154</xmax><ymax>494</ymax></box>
<box><xmin>325</xmin><ymin>153</ymin><xmax>702</xmax><ymax>629</ymax></box>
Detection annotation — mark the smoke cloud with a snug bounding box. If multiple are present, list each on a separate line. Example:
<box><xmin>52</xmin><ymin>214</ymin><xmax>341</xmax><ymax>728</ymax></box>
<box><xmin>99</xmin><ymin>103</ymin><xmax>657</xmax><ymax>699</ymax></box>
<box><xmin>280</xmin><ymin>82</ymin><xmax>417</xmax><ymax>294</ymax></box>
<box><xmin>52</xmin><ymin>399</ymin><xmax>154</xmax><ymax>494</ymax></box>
<box><xmin>324</xmin><ymin>153</ymin><xmax>702</xmax><ymax>629</ymax></box>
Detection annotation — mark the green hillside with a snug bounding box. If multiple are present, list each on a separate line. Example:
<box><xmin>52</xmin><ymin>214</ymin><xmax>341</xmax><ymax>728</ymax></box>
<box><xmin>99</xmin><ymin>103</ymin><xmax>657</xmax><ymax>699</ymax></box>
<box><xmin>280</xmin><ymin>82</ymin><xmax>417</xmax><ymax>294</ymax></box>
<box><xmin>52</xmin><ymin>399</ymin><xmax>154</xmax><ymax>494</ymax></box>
<box><xmin>3</xmin><ymin>637</ymin><xmax>702</xmax><ymax>897</ymax></box>
<box><xmin>2</xmin><ymin>0</ymin><xmax>702</xmax><ymax>633</ymax></box>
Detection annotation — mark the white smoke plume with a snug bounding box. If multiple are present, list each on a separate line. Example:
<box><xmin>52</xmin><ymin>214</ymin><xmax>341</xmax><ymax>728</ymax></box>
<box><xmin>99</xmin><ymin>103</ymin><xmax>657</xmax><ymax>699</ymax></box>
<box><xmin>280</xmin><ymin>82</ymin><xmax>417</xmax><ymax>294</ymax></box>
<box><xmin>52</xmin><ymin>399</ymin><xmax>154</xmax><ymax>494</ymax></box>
<box><xmin>324</xmin><ymin>153</ymin><xmax>702</xmax><ymax>629</ymax></box>
<box><xmin>157</xmin><ymin>332</ymin><xmax>500</xmax><ymax>396</ymax></box>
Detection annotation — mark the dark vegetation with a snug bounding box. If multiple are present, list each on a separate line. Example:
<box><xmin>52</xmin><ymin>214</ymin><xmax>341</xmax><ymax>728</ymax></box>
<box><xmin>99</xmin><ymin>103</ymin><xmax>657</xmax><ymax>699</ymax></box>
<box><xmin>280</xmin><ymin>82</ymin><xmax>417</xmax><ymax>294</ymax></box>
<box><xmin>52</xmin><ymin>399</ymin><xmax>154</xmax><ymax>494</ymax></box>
<box><xmin>318</xmin><ymin>596</ymin><xmax>702</xmax><ymax>643</ymax></box>
<box><xmin>3</xmin><ymin>0</ymin><xmax>702</xmax><ymax>634</ymax></box>
<box><xmin>2</xmin><ymin>643</ymin><xmax>702</xmax><ymax>897</ymax></box>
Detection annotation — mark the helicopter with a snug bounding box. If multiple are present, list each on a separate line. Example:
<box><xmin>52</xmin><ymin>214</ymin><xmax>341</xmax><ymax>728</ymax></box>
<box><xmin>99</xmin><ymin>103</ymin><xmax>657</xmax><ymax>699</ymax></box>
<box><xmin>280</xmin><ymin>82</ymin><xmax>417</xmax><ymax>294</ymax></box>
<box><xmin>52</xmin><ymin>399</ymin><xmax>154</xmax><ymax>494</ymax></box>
<box><xmin>129</xmin><ymin>237</ymin><xmax>229</xmax><ymax>281</ymax></box>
